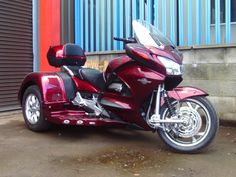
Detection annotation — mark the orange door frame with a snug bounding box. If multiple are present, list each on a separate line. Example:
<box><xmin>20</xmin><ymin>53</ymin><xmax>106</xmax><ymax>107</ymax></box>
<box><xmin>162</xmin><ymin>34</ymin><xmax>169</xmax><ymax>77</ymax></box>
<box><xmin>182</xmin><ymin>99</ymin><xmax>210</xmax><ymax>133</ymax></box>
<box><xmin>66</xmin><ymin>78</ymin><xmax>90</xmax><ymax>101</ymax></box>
<box><xmin>39</xmin><ymin>0</ymin><xmax>60</xmax><ymax>72</ymax></box>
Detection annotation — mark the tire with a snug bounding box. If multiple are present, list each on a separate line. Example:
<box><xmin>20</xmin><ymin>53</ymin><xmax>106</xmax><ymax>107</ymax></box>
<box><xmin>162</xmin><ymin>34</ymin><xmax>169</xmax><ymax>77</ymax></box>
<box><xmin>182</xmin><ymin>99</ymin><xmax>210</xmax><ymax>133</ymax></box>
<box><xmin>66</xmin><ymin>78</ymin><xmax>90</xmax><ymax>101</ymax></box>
<box><xmin>22</xmin><ymin>85</ymin><xmax>51</xmax><ymax>132</ymax></box>
<box><xmin>158</xmin><ymin>96</ymin><xmax>219</xmax><ymax>153</ymax></box>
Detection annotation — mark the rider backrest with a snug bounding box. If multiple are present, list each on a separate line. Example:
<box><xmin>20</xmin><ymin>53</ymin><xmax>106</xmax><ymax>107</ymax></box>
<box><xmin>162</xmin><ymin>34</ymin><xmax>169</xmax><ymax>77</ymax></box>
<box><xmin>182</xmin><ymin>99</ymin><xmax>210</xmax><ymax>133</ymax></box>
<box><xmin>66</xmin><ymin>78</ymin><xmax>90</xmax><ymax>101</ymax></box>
<box><xmin>47</xmin><ymin>43</ymin><xmax>86</xmax><ymax>67</ymax></box>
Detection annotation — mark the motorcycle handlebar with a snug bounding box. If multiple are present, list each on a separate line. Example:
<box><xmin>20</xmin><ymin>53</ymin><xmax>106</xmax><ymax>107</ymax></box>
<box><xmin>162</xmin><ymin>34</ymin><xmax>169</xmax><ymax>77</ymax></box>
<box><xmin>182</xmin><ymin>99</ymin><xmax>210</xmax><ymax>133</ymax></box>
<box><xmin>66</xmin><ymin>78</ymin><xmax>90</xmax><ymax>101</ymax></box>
<box><xmin>113</xmin><ymin>37</ymin><xmax>136</xmax><ymax>44</ymax></box>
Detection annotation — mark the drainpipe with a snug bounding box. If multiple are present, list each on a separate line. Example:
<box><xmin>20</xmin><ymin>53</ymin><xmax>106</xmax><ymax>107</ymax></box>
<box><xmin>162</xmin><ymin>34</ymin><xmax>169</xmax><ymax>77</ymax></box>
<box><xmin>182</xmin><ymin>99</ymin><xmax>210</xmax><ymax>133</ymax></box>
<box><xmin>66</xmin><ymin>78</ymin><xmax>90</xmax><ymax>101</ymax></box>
<box><xmin>176</xmin><ymin>0</ymin><xmax>179</xmax><ymax>46</ymax></box>
<box><xmin>32</xmin><ymin>0</ymin><xmax>40</xmax><ymax>72</ymax></box>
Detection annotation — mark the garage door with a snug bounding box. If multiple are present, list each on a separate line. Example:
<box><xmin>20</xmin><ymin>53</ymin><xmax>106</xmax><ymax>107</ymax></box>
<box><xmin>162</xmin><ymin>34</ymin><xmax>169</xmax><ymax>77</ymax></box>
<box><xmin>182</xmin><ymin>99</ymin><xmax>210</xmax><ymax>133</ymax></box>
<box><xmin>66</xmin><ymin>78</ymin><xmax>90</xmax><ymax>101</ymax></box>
<box><xmin>0</xmin><ymin>0</ymin><xmax>33</xmax><ymax>112</ymax></box>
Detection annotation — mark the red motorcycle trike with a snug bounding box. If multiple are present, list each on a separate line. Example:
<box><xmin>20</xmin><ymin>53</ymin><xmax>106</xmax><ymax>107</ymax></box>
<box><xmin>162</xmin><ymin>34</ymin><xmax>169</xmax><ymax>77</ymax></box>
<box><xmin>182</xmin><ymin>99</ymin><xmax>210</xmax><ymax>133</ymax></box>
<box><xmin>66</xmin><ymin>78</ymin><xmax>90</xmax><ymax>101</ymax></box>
<box><xmin>18</xmin><ymin>20</ymin><xmax>218</xmax><ymax>153</ymax></box>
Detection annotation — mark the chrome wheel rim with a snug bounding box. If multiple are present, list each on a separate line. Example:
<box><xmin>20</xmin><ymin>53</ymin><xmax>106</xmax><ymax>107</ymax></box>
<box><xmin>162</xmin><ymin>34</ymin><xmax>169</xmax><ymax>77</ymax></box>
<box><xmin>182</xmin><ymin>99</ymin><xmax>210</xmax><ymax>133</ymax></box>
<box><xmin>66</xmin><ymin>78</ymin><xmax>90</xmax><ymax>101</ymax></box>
<box><xmin>162</xmin><ymin>99</ymin><xmax>211</xmax><ymax>147</ymax></box>
<box><xmin>25</xmin><ymin>94</ymin><xmax>40</xmax><ymax>124</ymax></box>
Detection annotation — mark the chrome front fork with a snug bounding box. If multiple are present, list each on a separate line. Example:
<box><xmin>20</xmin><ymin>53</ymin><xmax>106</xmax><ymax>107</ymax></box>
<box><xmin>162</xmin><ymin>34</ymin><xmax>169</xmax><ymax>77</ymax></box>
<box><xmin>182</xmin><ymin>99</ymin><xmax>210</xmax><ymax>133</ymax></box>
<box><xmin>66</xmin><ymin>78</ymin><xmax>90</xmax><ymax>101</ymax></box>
<box><xmin>154</xmin><ymin>84</ymin><xmax>163</xmax><ymax>119</ymax></box>
<box><xmin>148</xmin><ymin>84</ymin><xmax>163</xmax><ymax>127</ymax></box>
<box><xmin>148</xmin><ymin>84</ymin><xmax>184</xmax><ymax>129</ymax></box>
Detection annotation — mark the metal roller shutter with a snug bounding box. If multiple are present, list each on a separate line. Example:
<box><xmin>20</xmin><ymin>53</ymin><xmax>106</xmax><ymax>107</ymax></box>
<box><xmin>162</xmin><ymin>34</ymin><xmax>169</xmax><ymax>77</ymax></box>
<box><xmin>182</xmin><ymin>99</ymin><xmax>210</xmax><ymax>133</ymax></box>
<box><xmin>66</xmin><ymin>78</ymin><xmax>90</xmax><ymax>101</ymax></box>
<box><xmin>0</xmin><ymin>0</ymin><xmax>33</xmax><ymax>112</ymax></box>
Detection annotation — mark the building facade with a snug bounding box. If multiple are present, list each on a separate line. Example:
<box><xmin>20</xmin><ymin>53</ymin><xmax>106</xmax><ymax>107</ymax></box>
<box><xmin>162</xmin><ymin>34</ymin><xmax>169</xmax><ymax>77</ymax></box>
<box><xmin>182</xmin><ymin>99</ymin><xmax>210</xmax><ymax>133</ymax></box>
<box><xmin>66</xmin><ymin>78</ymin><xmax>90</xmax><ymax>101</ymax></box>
<box><xmin>0</xmin><ymin>0</ymin><xmax>236</xmax><ymax>112</ymax></box>
<box><xmin>72</xmin><ymin>0</ymin><xmax>236</xmax><ymax>52</ymax></box>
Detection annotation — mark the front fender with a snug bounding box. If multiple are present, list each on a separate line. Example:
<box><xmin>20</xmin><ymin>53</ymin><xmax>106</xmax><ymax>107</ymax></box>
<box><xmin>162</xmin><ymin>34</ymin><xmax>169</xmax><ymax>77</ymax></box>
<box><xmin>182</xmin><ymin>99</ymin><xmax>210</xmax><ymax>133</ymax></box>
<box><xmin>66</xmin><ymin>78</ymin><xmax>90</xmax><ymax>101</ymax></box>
<box><xmin>167</xmin><ymin>86</ymin><xmax>208</xmax><ymax>101</ymax></box>
<box><xmin>18</xmin><ymin>72</ymin><xmax>67</xmax><ymax>104</ymax></box>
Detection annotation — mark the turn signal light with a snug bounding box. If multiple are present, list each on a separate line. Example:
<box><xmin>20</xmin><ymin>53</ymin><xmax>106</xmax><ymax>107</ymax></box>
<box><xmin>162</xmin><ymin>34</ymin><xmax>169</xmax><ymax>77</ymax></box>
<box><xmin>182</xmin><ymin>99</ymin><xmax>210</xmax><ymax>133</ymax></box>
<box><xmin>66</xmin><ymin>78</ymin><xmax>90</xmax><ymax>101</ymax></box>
<box><xmin>133</xmin><ymin>50</ymin><xmax>153</xmax><ymax>60</ymax></box>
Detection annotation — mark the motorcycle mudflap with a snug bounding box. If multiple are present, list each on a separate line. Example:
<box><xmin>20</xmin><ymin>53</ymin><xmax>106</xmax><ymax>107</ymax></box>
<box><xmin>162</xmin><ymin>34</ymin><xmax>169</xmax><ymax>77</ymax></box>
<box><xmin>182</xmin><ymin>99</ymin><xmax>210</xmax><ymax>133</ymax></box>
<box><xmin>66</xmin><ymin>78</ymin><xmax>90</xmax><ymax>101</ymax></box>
<box><xmin>168</xmin><ymin>86</ymin><xmax>208</xmax><ymax>100</ymax></box>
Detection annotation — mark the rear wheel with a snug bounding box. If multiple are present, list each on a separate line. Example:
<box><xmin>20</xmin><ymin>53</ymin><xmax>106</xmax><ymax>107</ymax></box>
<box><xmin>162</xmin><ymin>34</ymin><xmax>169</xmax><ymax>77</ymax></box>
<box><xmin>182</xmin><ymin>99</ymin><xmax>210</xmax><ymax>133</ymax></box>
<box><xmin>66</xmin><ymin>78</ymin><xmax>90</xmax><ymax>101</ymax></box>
<box><xmin>158</xmin><ymin>96</ymin><xmax>218</xmax><ymax>153</ymax></box>
<box><xmin>22</xmin><ymin>85</ymin><xmax>51</xmax><ymax>132</ymax></box>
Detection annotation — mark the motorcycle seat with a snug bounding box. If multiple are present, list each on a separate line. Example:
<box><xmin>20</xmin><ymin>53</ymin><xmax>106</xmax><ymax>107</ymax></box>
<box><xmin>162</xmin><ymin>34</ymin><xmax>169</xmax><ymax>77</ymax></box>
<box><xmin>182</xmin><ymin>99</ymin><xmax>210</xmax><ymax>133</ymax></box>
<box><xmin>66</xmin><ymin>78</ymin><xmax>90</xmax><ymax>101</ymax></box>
<box><xmin>64</xmin><ymin>66</ymin><xmax>106</xmax><ymax>90</ymax></box>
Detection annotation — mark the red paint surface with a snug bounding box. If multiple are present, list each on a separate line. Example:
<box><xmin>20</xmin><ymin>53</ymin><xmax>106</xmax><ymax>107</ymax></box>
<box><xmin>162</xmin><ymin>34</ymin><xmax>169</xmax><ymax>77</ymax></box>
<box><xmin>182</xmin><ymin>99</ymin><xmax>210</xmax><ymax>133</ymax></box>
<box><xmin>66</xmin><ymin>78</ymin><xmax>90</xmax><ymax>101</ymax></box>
<box><xmin>18</xmin><ymin>72</ymin><xmax>67</xmax><ymax>103</ymax></box>
<box><xmin>72</xmin><ymin>77</ymin><xmax>99</xmax><ymax>93</ymax></box>
<box><xmin>40</xmin><ymin>0</ymin><xmax>60</xmax><ymax>71</ymax></box>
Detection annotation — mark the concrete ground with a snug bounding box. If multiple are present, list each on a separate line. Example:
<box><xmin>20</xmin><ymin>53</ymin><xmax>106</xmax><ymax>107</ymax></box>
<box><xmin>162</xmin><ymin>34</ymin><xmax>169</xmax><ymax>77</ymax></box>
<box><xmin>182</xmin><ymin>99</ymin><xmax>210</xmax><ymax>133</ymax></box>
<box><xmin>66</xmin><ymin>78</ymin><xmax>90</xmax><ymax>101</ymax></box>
<box><xmin>0</xmin><ymin>112</ymin><xmax>235</xmax><ymax>177</ymax></box>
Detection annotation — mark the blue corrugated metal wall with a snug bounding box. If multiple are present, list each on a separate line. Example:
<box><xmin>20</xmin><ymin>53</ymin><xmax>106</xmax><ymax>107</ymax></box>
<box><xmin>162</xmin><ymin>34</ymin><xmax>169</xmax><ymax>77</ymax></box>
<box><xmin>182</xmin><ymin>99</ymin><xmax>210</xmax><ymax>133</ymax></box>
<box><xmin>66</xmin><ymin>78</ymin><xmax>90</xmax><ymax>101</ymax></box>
<box><xmin>75</xmin><ymin>0</ymin><xmax>233</xmax><ymax>52</ymax></box>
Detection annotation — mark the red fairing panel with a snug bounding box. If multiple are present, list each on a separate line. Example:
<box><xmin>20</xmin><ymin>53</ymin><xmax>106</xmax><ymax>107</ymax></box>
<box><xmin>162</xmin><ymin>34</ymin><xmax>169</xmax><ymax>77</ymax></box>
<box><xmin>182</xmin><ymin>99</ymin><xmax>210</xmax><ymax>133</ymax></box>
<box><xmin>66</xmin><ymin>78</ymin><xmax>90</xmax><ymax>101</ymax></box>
<box><xmin>168</xmin><ymin>87</ymin><xmax>208</xmax><ymax>100</ymax></box>
<box><xmin>41</xmin><ymin>74</ymin><xmax>67</xmax><ymax>103</ymax></box>
<box><xmin>19</xmin><ymin>72</ymin><xmax>67</xmax><ymax>103</ymax></box>
<box><xmin>107</xmin><ymin>56</ymin><xmax>132</xmax><ymax>71</ymax></box>
<box><xmin>102</xmin><ymin>60</ymin><xmax>165</xmax><ymax>130</ymax></box>
<box><xmin>72</xmin><ymin>77</ymin><xmax>99</xmax><ymax>93</ymax></box>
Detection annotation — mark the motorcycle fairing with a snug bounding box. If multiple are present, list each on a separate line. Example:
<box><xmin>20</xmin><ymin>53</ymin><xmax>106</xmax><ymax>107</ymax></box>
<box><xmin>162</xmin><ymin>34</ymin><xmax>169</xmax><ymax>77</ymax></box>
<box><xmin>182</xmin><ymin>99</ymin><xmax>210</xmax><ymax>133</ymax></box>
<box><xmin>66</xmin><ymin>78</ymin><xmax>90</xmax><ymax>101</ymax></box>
<box><xmin>100</xmin><ymin>60</ymin><xmax>166</xmax><ymax>129</ymax></box>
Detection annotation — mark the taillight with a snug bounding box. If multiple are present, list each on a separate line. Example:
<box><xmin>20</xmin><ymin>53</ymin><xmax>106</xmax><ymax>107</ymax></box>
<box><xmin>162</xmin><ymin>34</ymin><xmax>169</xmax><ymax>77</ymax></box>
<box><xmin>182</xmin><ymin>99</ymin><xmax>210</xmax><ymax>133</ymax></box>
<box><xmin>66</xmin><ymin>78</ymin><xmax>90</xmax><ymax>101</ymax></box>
<box><xmin>56</xmin><ymin>49</ymin><xmax>63</xmax><ymax>58</ymax></box>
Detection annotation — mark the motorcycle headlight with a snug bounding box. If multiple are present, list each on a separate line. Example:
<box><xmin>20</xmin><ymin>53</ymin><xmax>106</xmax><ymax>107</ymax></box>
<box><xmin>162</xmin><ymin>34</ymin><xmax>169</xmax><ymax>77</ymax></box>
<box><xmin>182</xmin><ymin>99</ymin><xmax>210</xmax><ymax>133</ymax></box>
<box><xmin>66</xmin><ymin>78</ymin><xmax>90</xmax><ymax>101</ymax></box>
<box><xmin>158</xmin><ymin>56</ymin><xmax>184</xmax><ymax>75</ymax></box>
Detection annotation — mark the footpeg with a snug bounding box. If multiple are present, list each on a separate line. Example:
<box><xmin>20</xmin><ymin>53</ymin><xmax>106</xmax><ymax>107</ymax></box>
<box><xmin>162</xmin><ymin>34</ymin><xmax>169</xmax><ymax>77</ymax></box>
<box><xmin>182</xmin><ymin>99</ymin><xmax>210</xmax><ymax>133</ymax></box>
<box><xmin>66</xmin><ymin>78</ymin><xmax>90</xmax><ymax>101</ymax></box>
<box><xmin>72</xmin><ymin>92</ymin><xmax>104</xmax><ymax>116</ymax></box>
<box><xmin>72</xmin><ymin>92</ymin><xmax>86</xmax><ymax>107</ymax></box>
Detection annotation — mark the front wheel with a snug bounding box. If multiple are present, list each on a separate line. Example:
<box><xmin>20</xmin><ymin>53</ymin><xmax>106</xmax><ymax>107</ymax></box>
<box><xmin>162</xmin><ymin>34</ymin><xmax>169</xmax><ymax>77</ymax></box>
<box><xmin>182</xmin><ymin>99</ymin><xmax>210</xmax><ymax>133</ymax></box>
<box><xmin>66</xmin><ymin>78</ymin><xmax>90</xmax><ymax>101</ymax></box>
<box><xmin>158</xmin><ymin>96</ymin><xmax>219</xmax><ymax>153</ymax></box>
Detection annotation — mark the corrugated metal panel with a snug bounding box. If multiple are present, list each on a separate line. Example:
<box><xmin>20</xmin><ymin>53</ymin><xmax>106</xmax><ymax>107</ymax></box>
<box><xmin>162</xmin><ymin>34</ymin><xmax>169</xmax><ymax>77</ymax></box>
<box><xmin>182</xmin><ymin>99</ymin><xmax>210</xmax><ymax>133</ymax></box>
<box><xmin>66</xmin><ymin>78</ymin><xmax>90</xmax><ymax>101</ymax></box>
<box><xmin>60</xmin><ymin>0</ymin><xmax>75</xmax><ymax>44</ymax></box>
<box><xmin>0</xmin><ymin>0</ymin><xmax>33</xmax><ymax>112</ymax></box>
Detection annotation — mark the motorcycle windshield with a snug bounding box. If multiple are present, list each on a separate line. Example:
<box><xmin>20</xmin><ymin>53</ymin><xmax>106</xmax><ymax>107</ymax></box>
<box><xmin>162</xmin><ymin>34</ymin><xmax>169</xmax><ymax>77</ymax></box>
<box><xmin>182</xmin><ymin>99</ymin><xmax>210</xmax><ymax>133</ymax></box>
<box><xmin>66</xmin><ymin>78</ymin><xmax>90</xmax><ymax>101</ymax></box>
<box><xmin>132</xmin><ymin>20</ymin><xmax>176</xmax><ymax>49</ymax></box>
